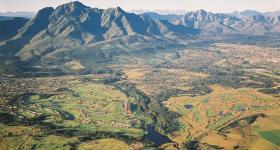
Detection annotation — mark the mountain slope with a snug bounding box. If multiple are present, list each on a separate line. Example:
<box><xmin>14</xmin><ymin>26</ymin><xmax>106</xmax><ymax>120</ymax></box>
<box><xmin>0</xmin><ymin>1</ymin><xmax>194</xmax><ymax>72</ymax></box>
<box><xmin>0</xmin><ymin>1</ymin><xmax>194</xmax><ymax>58</ymax></box>
<box><xmin>0</xmin><ymin>17</ymin><xmax>28</xmax><ymax>41</ymax></box>
<box><xmin>142</xmin><ymin>12</ymin><xmax>182</xmax><ymax>22</ymax></box>
<box><xmin>0</xmin><ymin>16</ymin><xmax>13</xmax><ymax>21</ymax></box>
<box><xmin>0</xmin><ymin>7</ymin><xmax>54</xmax><ymax>54</ymax></box>
<box><xmin>229</xmin><ymin>10</ymin><xmax>263</xmax><ymax>18</ymax></box>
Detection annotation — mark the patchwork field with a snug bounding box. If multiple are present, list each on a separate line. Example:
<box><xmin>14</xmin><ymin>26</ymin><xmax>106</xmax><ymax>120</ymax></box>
<box><xmin>166</xmin><ymin>85</ymin><xmax>280</xmax><ymax>148</ymax></box>
<box><xmin>0</xmin><ymin>43</ymin><xmax>280</xmax><ymax>149</ymax></box>
<box><xmin>200</xmin><ymin>108</ymin><xmax>280</xmax><ymax>150</ymax></box>
<box><xmin>0</xmin><ymin>74</ymin><xmax>147</xmax><ymax>149</ymax></box>
<box><xmin>78</xmin><ymin>138</ymin><xmax>132</xmax><ymax>150</ymax></box>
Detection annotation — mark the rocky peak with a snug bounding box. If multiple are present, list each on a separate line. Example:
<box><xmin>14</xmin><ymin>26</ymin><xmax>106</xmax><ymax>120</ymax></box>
<box><xmin>35</xmin><ymin>7</ymin><xmax>54</xmax><ymax>19</ymax></box>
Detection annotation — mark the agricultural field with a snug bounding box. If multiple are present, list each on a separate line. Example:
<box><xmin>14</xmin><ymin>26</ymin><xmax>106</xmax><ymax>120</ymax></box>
<box><xmin>166</xmin><ymin>85</ymin><xmax>280</xmax><ymax>148</ymax></box>
<box><xmin>0</xmin><ymin>74</ymin><xmax>147</xmax><ymax>149</ymax></box>
<box><xmin>199</xmin><ymin>108</ymin><xmax>280</xmax><ymax>150</ymax></box>
<box><xmin>114</xmin><ymin>43</ymin><xmax>280</xmax><ymax>149</ymax></box>
<box><xmin>78</xmin><ymin>138</ymin><xmax>132</xmax><ymax>150</ymax></box>
<box><xmin>0</xmin><ymin>43</ymin><xmax>280</xmax><ymax>149</ymax></box>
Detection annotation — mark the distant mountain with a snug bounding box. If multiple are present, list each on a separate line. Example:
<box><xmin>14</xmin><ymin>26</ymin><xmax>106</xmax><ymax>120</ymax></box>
<box><xmin>174</xmin><ymin>9</ymin><xmax>240</xmax><ymax>34</ymax></box>
<box><xmin>0</xmin><ymin>11</ymin><xmax>36</xmax><ymax>18</ymax></box>
<box><xmin>0</xmin><ymin>16</ymin><xmax>14</xmax><ymax>21</ymax></box>
<box><xmin>0</xmin><ymin>17</ymin><xmax>29</xmax><ymax>41</ymax></box>
<box><xmin>174</xmin><ymin>9</ymin><xmax>280</xmax><ymax>34</ymax></box>
<box><xmin>229</xmin><ymin>10</ymin><xmax>263</xmax><ymax>18</ymax></box>
<box><xmin>131</xmin><ymin>9</ymin><xmax>188</xmax><ymax>15</ymax></box>
<box><xmin>142</xmin><ymin>12</ymin><xmax>182</xmax><ymax>22</ymax></box>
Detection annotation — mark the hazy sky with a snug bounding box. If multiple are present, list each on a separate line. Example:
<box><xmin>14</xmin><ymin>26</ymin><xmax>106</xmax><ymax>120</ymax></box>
<box><xmin>0</xmin><ymin>0</ymin><xmax>280</xmax><ymax>13</ymax></box>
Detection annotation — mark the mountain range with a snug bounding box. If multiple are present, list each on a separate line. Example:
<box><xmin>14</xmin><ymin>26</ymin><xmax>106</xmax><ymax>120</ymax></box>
<box><xmin>0</xmin><ymin>1</ymin><xmax>195</xmax><ymax>72</ymax></box>
<box><xmin>0</xmin><ymin>1</ymin><xmax>280</xmax><ymax>73</ymax></box>
<box><xmin>0</xmin><ymin>11</ymin><xmax>35</xmax><ymax>18</ymax></box>
<box><xmin>144</xmin><ymin>9</ymin><xmax>280</xmax><ymax>34</ymax></box>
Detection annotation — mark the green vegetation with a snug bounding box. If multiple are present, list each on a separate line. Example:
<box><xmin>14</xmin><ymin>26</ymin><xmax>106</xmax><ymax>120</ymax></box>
<box><xmin>0</xmin><ymin>41</ymin><xmax>280</xmax><ymax>149</ymax></box>
<box><xmin>0</xmin><ymin>74</ymin><xmax>149</xmax><ymax>149</ymax></box>
<box><xmin>31</xmin><ymin>136</ymin><xmax>78</xmax><ymax>150</ymax></box>
<box><xmin>259</xmin><ymin>130</ymin><xmax>280</xmax><ymax>146</ymax></box>
<box><xmin>193</xmin><ymin>109</ymin><xmax>203</xmax><ymax>123</ymax></box>
<box><xmin>113</xmin><ymin>82</ymin><xmax>180</xmax><ymax>134</ymax></box>
<box><xmin>208</xmin><ymin>114</ymin><xmax>232</xmax><ymax>130</ymax></box>
<box><xmin>231</xmin><ymin>104</ymin><xmax>246</xmax><ymax>111</ymax></box>
<box><xmin>206</xmin><ymin>109</ymin><xmax>214</xmax><ymax>117</ymax></box>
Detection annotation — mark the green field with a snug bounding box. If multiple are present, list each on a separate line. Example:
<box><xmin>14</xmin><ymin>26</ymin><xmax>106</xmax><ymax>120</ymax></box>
<box><xmin>259</xmin><ymin>130</ymin><xmax>280</xmax><ymax>146</ymax></box>
<box><xmin>0</xmin><ymin>75</ymin><xmax>147</xmax><ymax>149</ymax></box>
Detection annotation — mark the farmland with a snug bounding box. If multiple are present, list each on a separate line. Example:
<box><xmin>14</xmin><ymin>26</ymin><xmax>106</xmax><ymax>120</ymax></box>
<box><xmin>0</xmin><ymin>74</ymin><xmax>148</xmax><ymax>149</ymax></box>
<box><xmin>166</xmin><ymin>85</ymin><xmax>279</xmax><ymax>147</ymax></box>
<box><xmin>0</xmin><ymin>43</ymin><xmax>280</xmax><ymax>149</ymax></box>
<box><xmin>118</xmin><ymin>43</ymin><xmax>280</xmax><ymax>149</ymax></box>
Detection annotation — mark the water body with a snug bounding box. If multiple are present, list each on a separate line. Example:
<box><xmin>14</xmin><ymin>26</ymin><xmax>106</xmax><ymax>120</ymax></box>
<box><xmin>144</xmin><ymin>125</ymin><xmax>172</xmax><ymax>146</ymax></box>
<box><xmin>184</xmin><ymin>104</ymin><xmax>193</xmax><ymax>109</ymax></box>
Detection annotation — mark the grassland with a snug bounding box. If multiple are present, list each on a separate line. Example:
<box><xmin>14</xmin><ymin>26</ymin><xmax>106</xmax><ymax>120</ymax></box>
<box><xmin>201</xmin><ymin>108</ymin><xmax>280</xmax><ymax>150</ymax></box>
<box><xmin>78</xmin><ymin>138</ymin><xmax>131</xmax><ymax>150</ymax></box>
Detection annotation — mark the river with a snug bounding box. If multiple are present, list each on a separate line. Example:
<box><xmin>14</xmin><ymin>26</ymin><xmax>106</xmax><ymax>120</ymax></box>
<box><xmin>144</xmin><ymin>125</ymin><xmax>172</xmax><ymax>147</ymax></box>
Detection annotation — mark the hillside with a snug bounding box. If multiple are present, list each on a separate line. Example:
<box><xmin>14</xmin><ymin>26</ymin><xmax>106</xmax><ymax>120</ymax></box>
<box><xmin>0</xmin><ymin>17</ymin><xmax>28</xmax><ymax>41</ymax></box>
<box><xmin>0</xmin><ymin>1</ymin><xmax>197</xmax><ymax>74</ymax></box>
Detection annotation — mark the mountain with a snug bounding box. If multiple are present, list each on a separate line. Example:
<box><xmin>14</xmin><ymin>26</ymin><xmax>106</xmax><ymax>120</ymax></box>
<box><xmin>0</xmin><ymin>17</ymin><xmax>29</xmax><ymax>41</ymax></box>
<box><xmin>0</xmin><ymin>1</ymin><xmax>194</xmax><ymax>71</ymax></box>
<box><xmin>1</xmin><ymin>1</ymin><xmax>193</xmax><ymax>47</ymax></box>
<box><xmin>229</xmin><ymin>10</ymin><xmax>263</xmax><ymax>18</ymax></box>
<box><xmin>0</xmin><ymin>16</ymin><xmax>14</xmax><ymax>21</ymax></box>
<box><xmin>131</xmin><ymin>9</ymin><xmax>188</xmax><ymax>15</ymax></box>
<box><xmin>1</xmin><ymin>1</ymin><xmax>280</xmax><ymax>74</ymax></box>
<box><xmin>0</xmin><ymin>11</ymin><xmax>36</xmax><ymax>18</ymax></box>
<box><xmin>142</xmin><ymin>12</ymin><xmax>182</xmax><ymax>22</ymax></box>
<box><xmin>156</xmin><ymin>19</ymin><xmax>198</xmax><ymax>35</ymax></box>
<box><xmin>174</xmin><ymin>9</ymin><xmax>280</xmax><ymax>34</ymax></box>
<box><xmin>0</xmin><ymin>7</ymin><xmax>54</xmax><ymax>54</ymax></box>
<box><xmin>31</xmin><ymin>1</ymin><xmax>193</xmax><ymax>41</ymax></box>
<box><xmin>174</xmin><ymin>9</ymin><xmax>240</xmax><ymax>34</ymax></box>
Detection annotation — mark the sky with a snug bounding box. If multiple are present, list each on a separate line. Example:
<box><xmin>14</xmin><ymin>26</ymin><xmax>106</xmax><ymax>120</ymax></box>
<box><xmin>0</xmin><ymin>0</ymin><xmax>280</xmax><ymax>13</ymax></box>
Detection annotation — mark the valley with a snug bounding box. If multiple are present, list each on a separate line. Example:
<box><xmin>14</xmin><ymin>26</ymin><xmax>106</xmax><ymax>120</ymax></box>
<box><xmin>0</xmin><ymin>42</ymin><xmax>279</xmax><ymax>149</ymax></box>
<box><xmin>0</xmin><ymin>1</ymin><xmax>280</xmax><ymax>149</ymax></box>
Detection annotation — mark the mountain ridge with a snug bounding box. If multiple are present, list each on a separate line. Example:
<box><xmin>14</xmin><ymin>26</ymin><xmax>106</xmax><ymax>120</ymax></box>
<box><xmin>144</xmin><ymin>9</ymin><xmax>280</xmax><ymax>34</ymax></box>
<box><xmin>0</xmin><ymin>2</ymin><xmax>194</xmax><ymax>56</ymax></box>
<box><xmin>0</xmin><ymin>1</ymin><xmax>280</xmax><ymax>73</ymax></box>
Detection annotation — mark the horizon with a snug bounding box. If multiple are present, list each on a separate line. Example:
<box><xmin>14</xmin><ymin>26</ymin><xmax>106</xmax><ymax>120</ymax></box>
<box><xmin>0</xmin><ymin>0</ymin><xmax>280</xmax><ymax>14</ymax></box>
